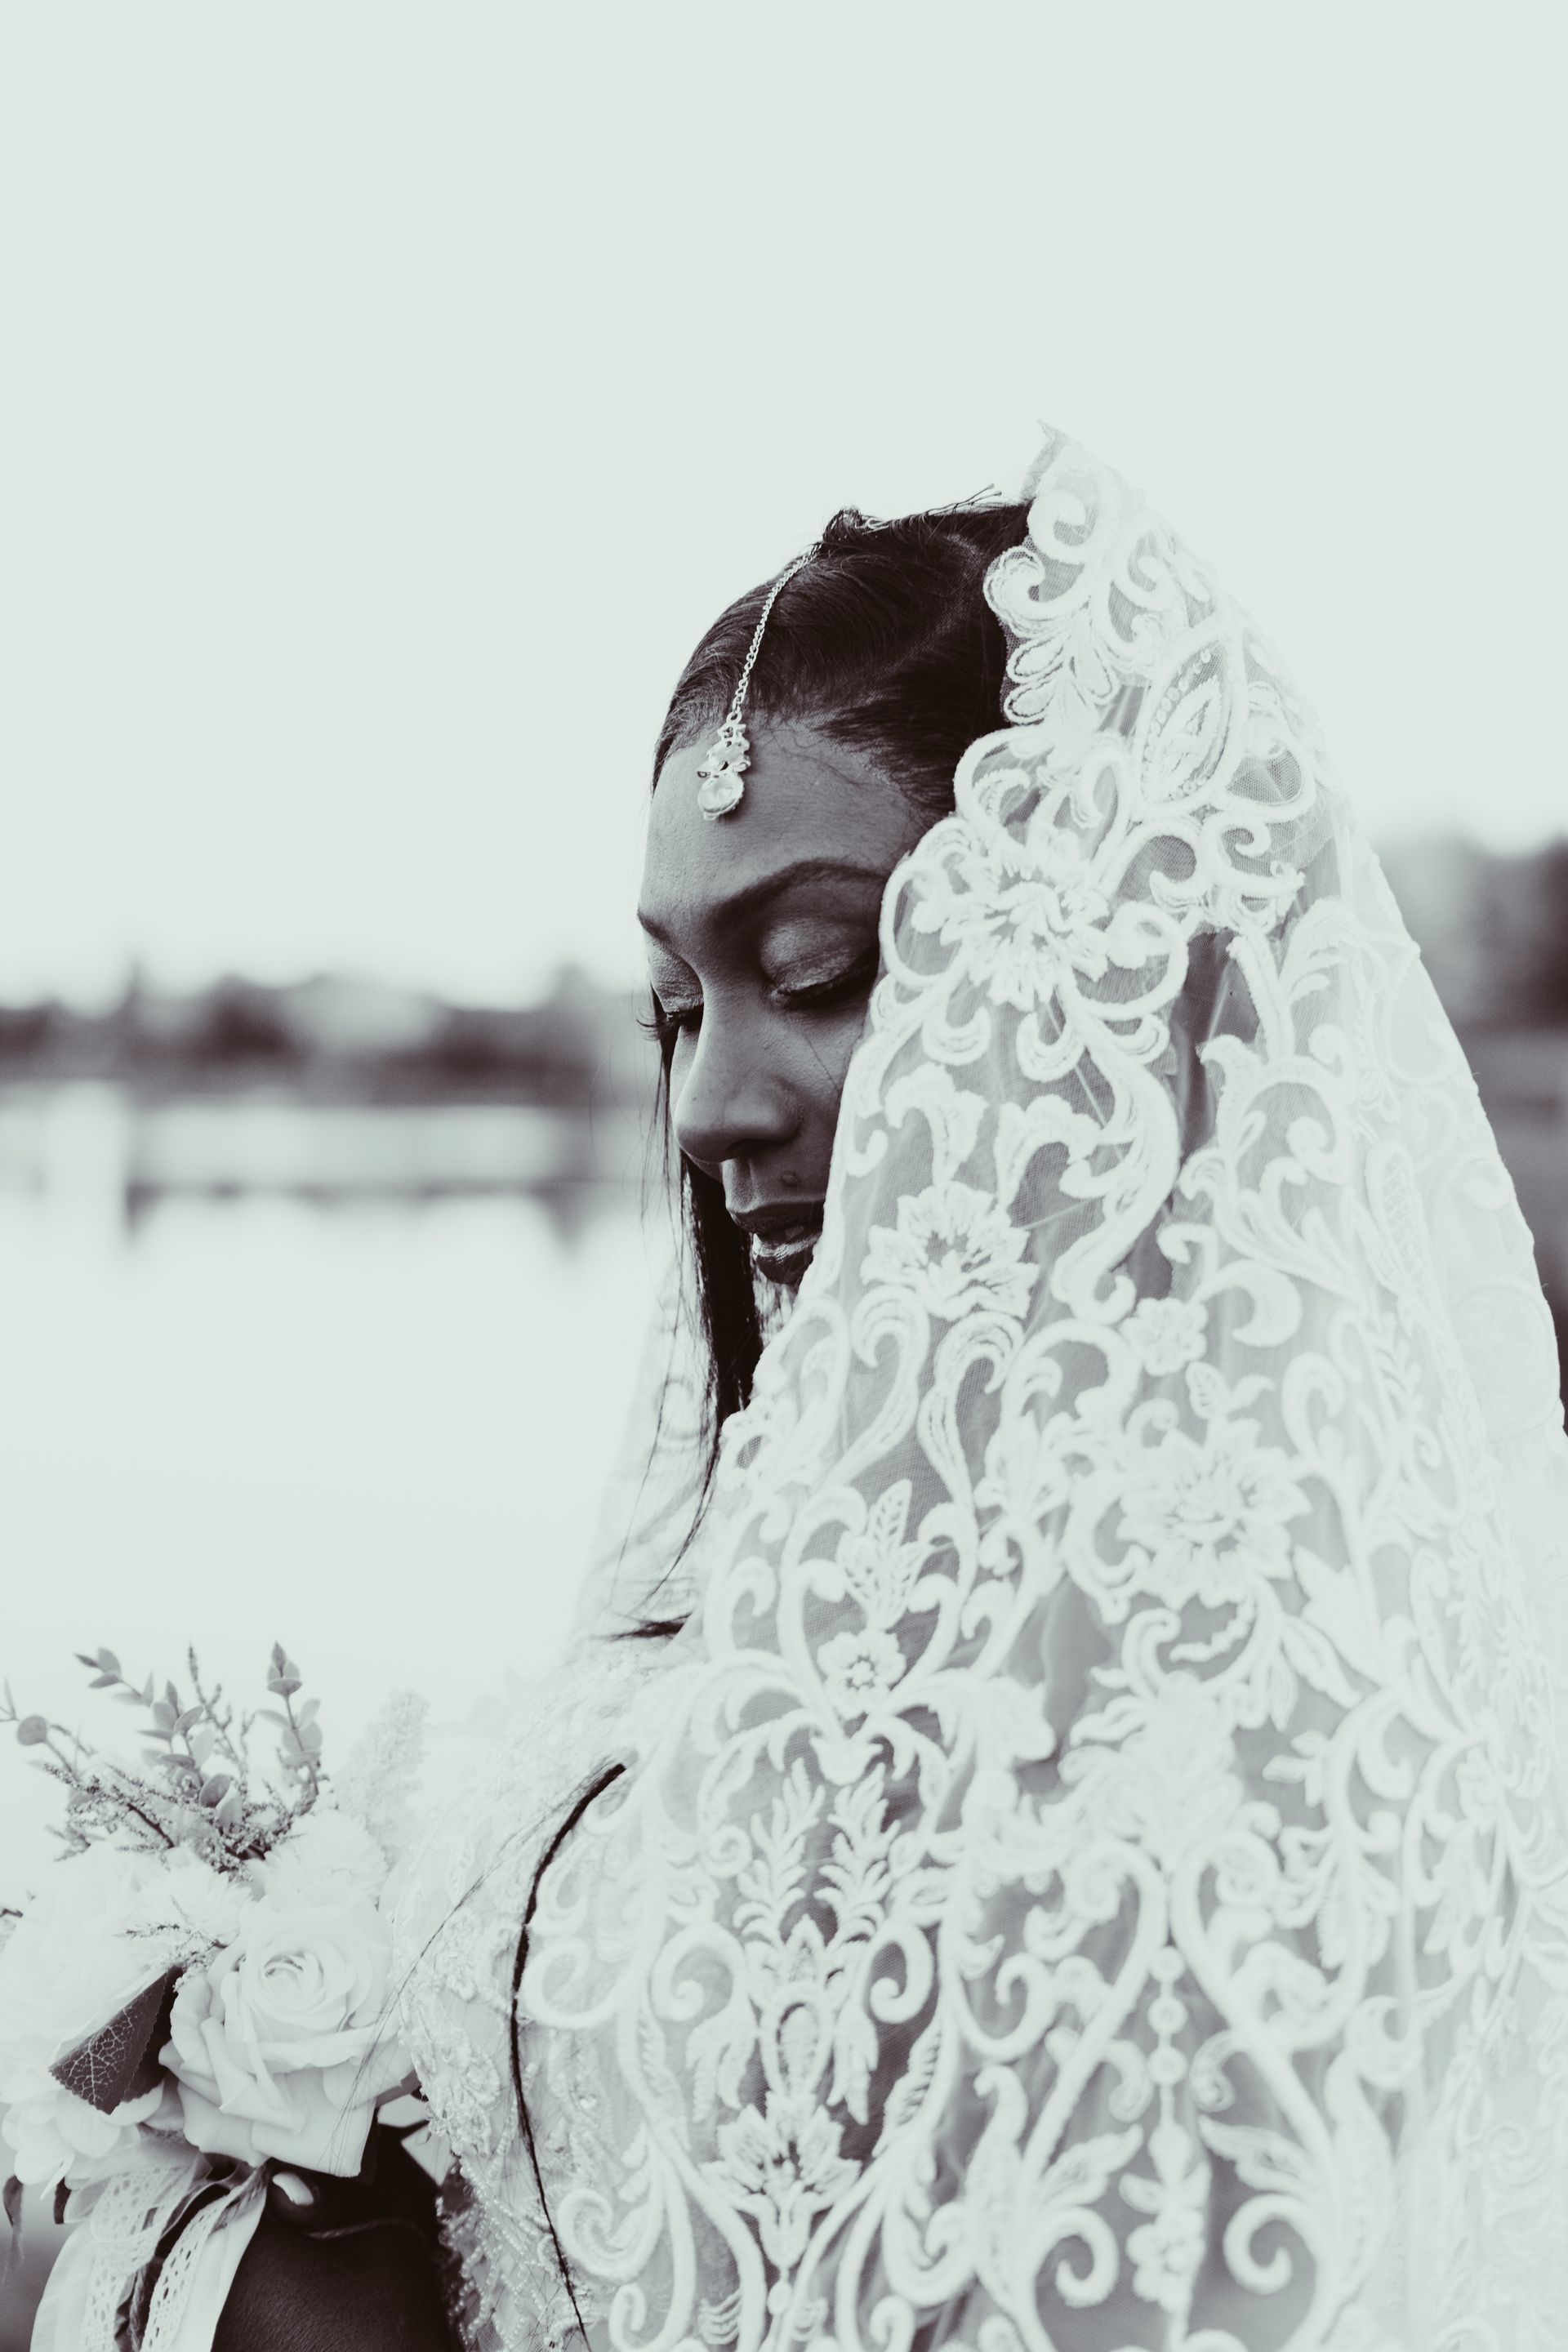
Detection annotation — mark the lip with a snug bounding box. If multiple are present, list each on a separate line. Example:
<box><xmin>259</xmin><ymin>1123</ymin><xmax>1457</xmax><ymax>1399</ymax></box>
<box><xmin>731</xmin><ymin>1200</ymin><xmax>826</xmax><ymax>1287</ymax></box>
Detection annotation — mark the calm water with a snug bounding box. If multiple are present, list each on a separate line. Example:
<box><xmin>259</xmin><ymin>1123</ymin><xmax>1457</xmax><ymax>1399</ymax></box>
<box><xmin>0</xmin><ymin>1088</ymin><xmax>662</xmax><ymax>1894</ymax></box>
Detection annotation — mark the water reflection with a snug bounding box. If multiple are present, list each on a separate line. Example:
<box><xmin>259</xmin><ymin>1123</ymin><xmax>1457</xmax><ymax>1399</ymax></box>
<box><xmin>0</xmin><ymin>1084</ymin><xmax>648</xmax><ymax>1235</ymax></box>
<box><xmin>0</xmin><ymin>1087</ymin><xmax>662</xmax><ymax>1896</ymax></box>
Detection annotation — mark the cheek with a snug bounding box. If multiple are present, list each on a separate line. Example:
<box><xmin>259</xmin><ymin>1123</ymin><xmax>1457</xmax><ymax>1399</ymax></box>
<box><xmin>765</xmin><ymin>1008</ymin><xmax>869</xmax><ymax>1164</ymax></box>
<box><xmin>794</xmin><ymin>1005</ymin><xmax>869</xmax><ymax>1110</ymax></box>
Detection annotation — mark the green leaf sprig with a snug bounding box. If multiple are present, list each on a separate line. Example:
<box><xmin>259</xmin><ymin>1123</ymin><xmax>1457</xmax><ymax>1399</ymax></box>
<box><xmin>2</xmin><ymin>1644</ymin><xmax>327</xmax><ymax>1873</ymax></box>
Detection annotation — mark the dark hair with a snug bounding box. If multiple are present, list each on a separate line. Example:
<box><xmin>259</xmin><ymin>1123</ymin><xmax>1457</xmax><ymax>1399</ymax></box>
<box><xmin>649</xmin><ymin>499</ymin><xmax>1030</xmax><ymax>1504</ymax></box>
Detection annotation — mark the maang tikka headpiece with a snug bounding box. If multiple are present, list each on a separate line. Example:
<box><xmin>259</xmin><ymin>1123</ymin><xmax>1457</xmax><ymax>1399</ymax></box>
<box><xmin>695</xmin><ymin>543</ymin><xmax>821</xmax><ymax>820</ymax></box>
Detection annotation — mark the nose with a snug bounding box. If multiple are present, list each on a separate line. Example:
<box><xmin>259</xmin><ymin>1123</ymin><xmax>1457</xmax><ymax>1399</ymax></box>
<box><xmin>672</xmin><ymin>1015</ymin><xmax>797</xmax><ymax>1175</ymax></box>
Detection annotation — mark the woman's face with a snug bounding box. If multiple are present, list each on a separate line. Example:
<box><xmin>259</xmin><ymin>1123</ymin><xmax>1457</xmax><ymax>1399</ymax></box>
<box><xmin>640</xmin><ymin>717</ymin><xmax>929</xmax><ymax>1287</ymax></box>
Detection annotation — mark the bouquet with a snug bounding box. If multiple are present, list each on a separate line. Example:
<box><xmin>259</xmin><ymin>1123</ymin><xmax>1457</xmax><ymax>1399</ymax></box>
<box><xmin>0</xmin><ymin>1644</ymin><xmax>427</xmax><ymax>2348</ymax></box>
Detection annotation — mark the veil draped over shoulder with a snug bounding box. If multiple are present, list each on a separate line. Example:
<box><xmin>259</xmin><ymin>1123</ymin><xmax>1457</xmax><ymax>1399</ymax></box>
<box><xmin>414</xmin><ymin>430</ymin><xmax>1568</xmax><ymax>2352</ymax></box>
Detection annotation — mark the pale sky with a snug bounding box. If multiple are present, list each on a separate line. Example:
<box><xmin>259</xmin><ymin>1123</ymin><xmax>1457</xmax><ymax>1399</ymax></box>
<box><xmin>1</xmin><ymin>3</ymin><xmax>1563</xmax><ymax>1009</ymax></box>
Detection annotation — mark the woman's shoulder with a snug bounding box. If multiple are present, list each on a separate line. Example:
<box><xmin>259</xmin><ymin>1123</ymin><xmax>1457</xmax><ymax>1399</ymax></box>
<box><xmin>389</xmin><ymin>1637</ymin><xmax>669</xmax><ymax>2178</ymax></box>
<box><xmin>397</xmin><ymin>1638</ymin><xmax>662</xmax><ymax>1919</ymax></box>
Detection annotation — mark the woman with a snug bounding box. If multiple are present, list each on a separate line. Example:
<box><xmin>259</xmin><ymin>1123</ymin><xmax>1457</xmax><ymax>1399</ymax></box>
<box><xmin>212</xmin><ymin>430</ymin><xmax>1568</xmax><ymax>2345</ymax></box>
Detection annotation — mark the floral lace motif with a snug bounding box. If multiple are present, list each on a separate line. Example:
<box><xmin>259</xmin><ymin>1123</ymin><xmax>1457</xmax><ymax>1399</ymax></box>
<box><xmin>403</xmin><ymin>430</ymin><xmax>1568</xmax><ymax>2352</ymax></box>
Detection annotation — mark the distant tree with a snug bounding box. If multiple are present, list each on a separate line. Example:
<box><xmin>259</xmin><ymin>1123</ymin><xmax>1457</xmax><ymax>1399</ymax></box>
<box><xmin>1532</xmin><ymin>841</ymin><xmax>1568</xmax><ymax>1022</ymax></box>
<box><xmin>0</xmin><ymin>1000</ymin><xmax>59</xmax><ymax>1064</ymax></box>
<box><xmin>191</xmin><ymin>981</ymin><xmax>298</xmax><ymax>1066</ymax></box>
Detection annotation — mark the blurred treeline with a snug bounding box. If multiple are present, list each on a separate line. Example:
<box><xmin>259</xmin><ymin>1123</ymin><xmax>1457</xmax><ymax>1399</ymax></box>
<box><xmin>1376</xmin><ymin>838</ymin><xmax>1568</xmax><ymax>1395</ymax></box>
<box><xmin>0</xmin><ymin>840</ymin><xmax>1561</xmax><ymax>1091</ymax></box>
<box><xmin>1382</xmin><ymin>838</ymin><xmax>1568</xmax><ymax>1028</ymax></box>
<box><xmin>0</xmin><ymin>963</ymin><xmax>649</xmax><ymax>1107</ymax></box>
<box><xmin>0</xmin><ymin>840</ymin><xmax>1562</xmax><ymax>1090</ymax></box>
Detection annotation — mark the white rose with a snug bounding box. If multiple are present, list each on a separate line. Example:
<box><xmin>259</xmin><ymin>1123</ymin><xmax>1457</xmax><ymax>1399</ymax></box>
<box><xmin>165</xmin><ymin>1888</ymin><xmax>408</xmax><ymax>2176</ymax></box>
<box><xmin>0</xmin><ymin>1846</ymin><xmax>183</xmax><ymax>2189</ymax></box>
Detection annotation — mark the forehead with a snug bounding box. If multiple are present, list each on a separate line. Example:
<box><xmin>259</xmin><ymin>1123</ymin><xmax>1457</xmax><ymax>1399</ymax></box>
<box><xmin>639</xmin><ymin>719</ymin><xmax>924</xmax><ymax>946</ymax></box>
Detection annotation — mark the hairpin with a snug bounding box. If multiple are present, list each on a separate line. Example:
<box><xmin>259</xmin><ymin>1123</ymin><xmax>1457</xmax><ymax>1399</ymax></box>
<box><xmin>695</xmin><ymin>544</ymin><xmax>821</xmax><ymax>820</ymax></box>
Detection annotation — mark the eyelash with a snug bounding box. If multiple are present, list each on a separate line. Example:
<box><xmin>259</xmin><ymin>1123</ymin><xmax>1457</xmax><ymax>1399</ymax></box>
<box><xmin>638</xmin><ymin>1000</ymin><xmax>689</xmax><ymax>1049</ymax></box>
<box><xmin>641</xmin><ymin>947</ymin><xmax>880</xmax><ymax>1051</ymax></box>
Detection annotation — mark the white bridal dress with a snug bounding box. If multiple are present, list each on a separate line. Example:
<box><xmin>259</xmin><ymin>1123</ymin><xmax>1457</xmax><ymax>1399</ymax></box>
<box><xmin>393</xmin><ymin>430</ymin><xmax>1568</xmax><ymax>2352</ymax></box>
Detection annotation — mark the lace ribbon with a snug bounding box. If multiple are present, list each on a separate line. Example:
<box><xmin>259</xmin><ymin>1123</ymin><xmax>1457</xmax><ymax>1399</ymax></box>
<box><xmin>31</xmin><ymin>2158</ymin><xmax>265</xmax><ymax>2352</ymax></box>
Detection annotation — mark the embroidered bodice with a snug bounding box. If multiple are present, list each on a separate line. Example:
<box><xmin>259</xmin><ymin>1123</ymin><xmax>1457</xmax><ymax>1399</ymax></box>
<box><xmin>393</xmin><ymin>1637</ymin><xmax>668</xmax><ymax>2352</ymax></box>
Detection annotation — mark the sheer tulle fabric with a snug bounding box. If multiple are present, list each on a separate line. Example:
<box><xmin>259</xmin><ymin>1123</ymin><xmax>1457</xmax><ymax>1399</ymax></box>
<box><xmin>398</xmin><ymin>431</ymin><xmax>1568</xmax><ymax>2352</ymax></box>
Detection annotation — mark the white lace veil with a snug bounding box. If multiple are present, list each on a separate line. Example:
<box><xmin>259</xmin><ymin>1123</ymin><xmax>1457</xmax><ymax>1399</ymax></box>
<box><xmin>568</xmin><ymin>1252</ymin><xmax>709</xmax><ymax>1643</ymax></box>
<box><xmin>518</xmin><ymin>429</ymin><xmax>1568</xmax><ymax>2352</ymax></box>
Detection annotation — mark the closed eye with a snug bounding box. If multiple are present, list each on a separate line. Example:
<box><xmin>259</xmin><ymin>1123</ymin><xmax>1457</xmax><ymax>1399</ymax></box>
<box><xmin>770</xmin><ymin>945</ymin><xmax>880</xmax><ymax>1010</ymax></box>
<box><xmin>638</xmin><ymin>990</ymin><xmax>702</xmax><ymax>1051</ymax></box>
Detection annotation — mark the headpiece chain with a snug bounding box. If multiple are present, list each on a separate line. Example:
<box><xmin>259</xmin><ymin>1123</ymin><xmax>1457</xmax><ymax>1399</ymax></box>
<box><xmin>694</xmin><ymin>543</ymin><xmax>821</xmax><ymax>820</ymax></box>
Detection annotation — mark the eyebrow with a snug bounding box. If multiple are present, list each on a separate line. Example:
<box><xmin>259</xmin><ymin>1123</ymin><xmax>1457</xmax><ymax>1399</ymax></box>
<box><xmin>637</xmin><ymin>856</ymin><xmax>890</xmax><ymax>948</ymax></box>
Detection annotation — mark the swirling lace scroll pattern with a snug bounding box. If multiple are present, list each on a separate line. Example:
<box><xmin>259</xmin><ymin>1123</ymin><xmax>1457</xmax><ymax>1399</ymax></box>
<box><xmin>416</xmin><ymin>432</ymin><xmax>1568</xmax><ymax>2352</ymax></box>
